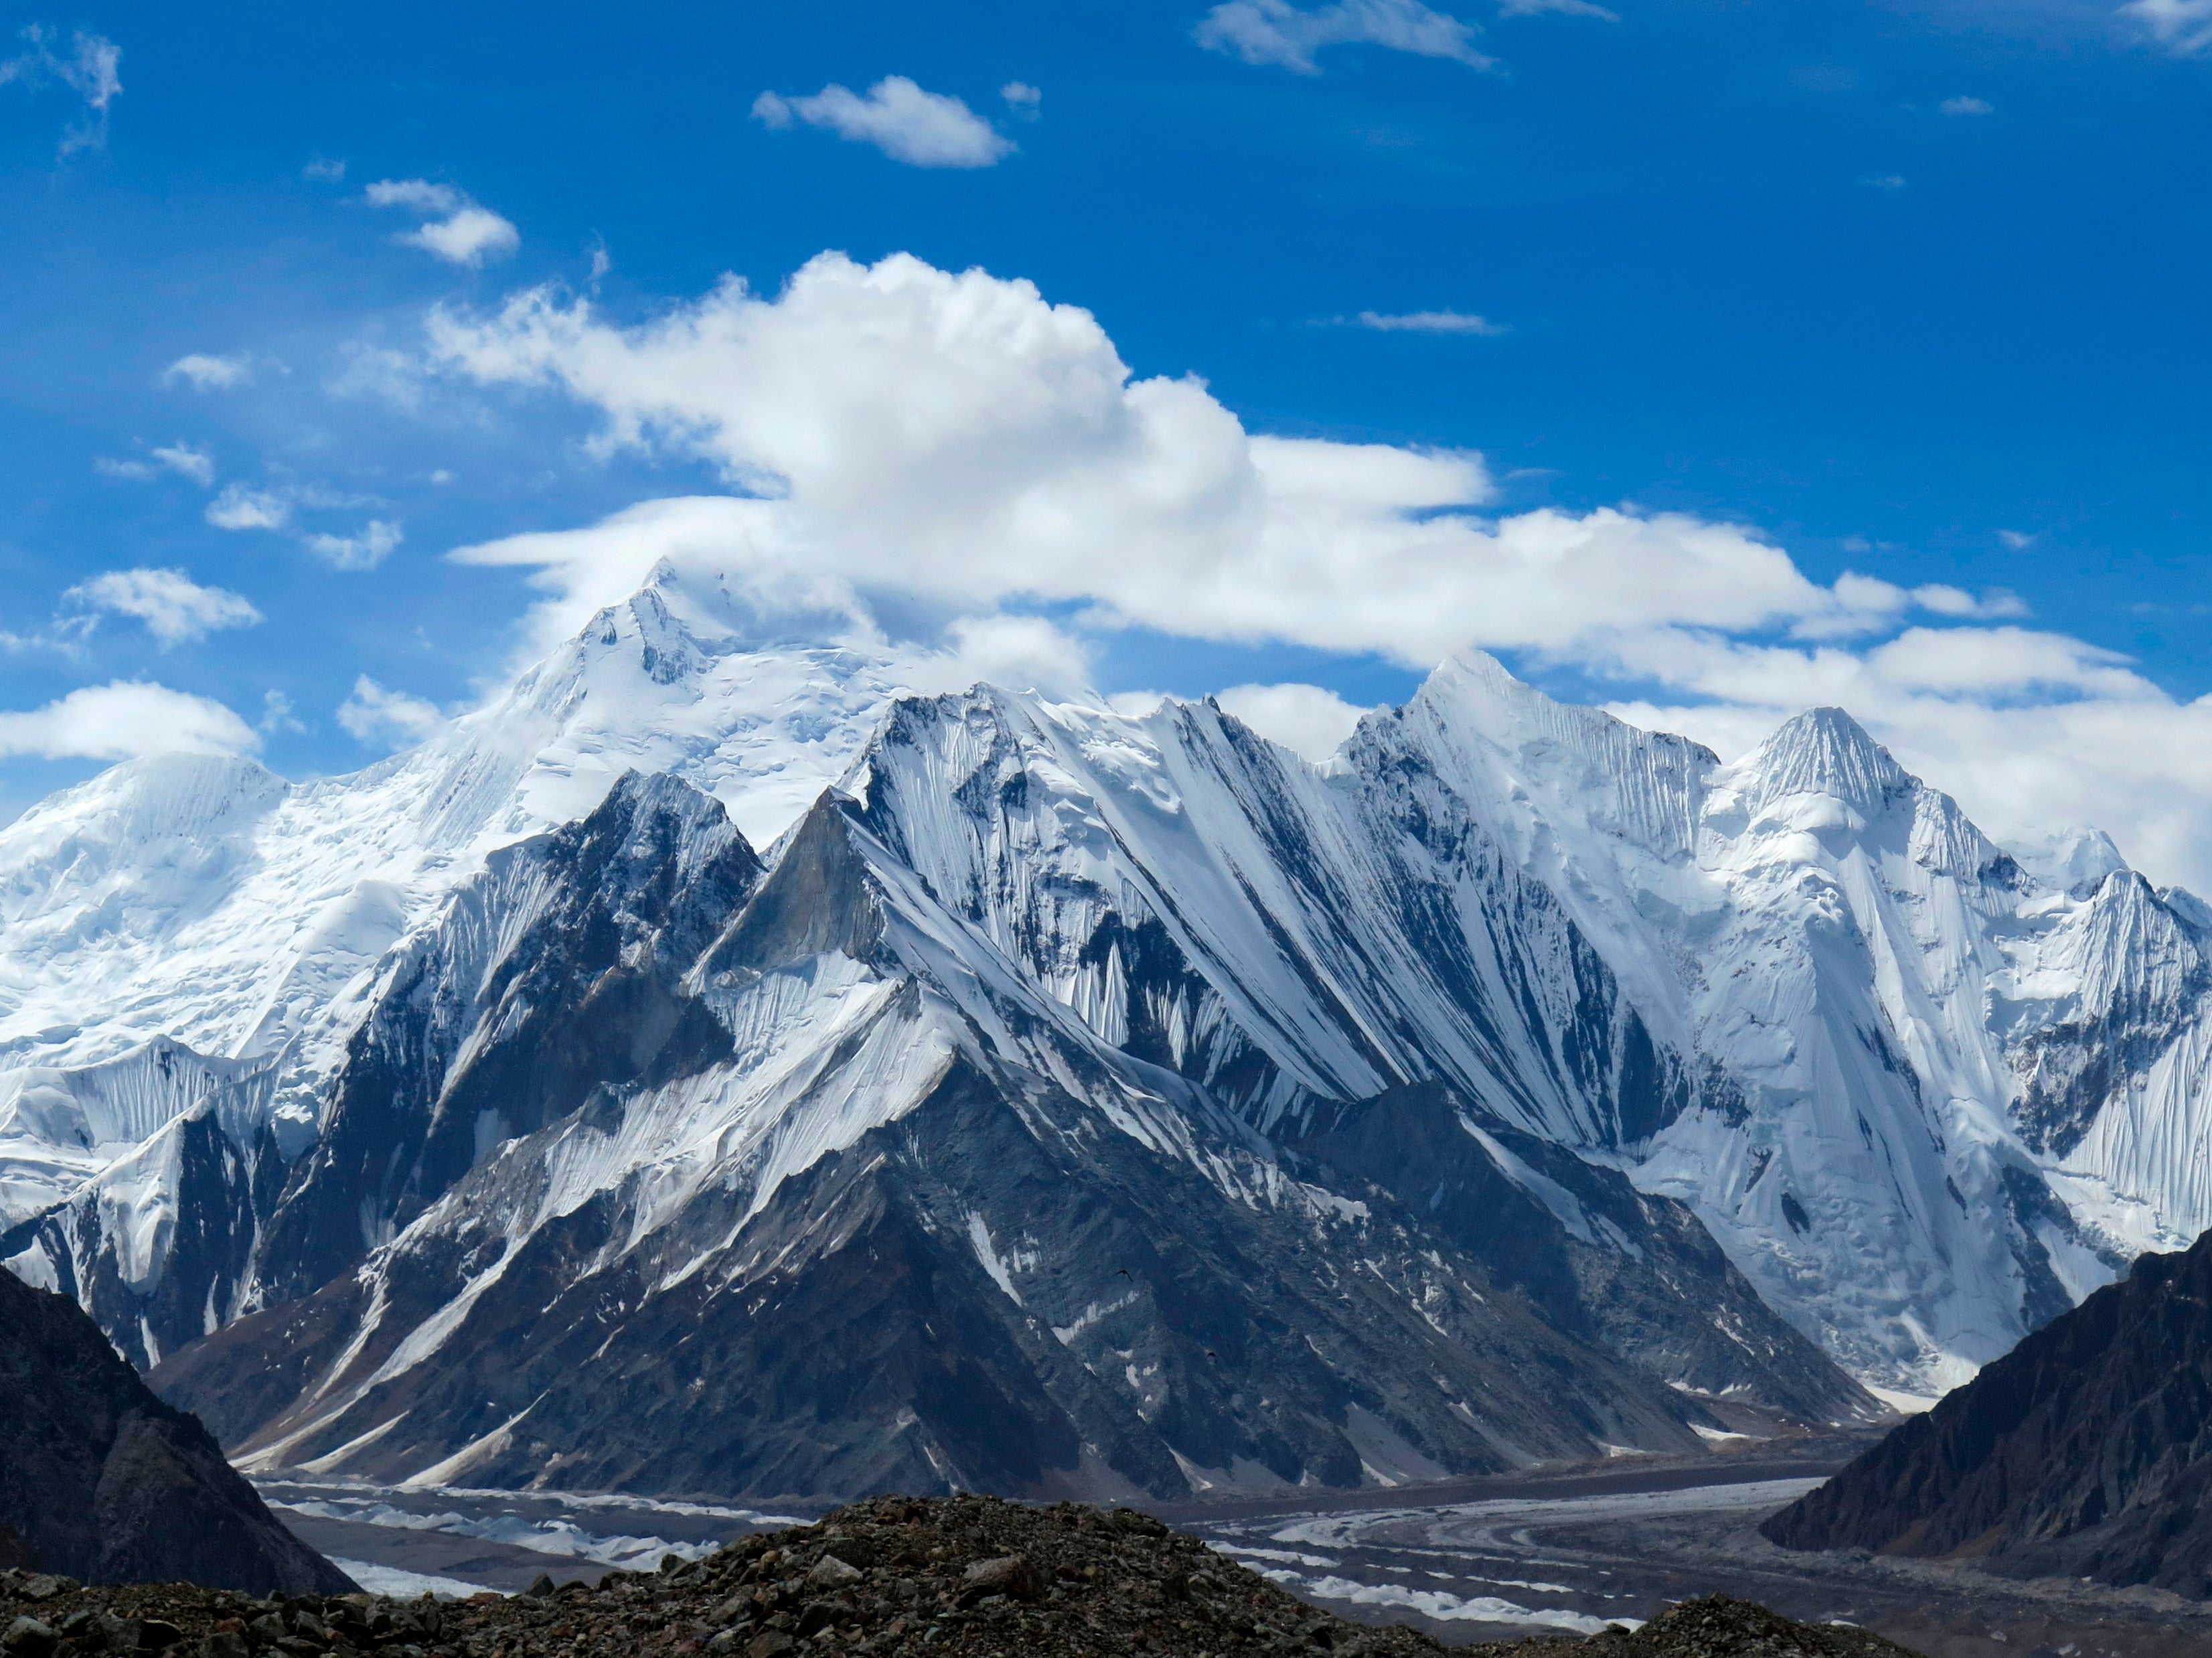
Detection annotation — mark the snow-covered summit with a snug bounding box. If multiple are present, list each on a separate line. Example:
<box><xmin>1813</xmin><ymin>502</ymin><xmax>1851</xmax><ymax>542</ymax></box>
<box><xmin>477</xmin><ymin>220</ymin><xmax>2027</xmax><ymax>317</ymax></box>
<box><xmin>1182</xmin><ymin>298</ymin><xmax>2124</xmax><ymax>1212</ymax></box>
<box><xmin>7</xmin><ymin>586</ymin><xmax>2212</xmax><ymax>1415</ymax></box>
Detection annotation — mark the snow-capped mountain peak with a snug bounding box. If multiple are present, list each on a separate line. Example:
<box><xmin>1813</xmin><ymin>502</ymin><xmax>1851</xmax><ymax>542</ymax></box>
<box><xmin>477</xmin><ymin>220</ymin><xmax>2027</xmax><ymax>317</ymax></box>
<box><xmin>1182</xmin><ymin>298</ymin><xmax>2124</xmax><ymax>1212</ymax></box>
<box><xmin>1719</xmin><ymin>704</ymin><xmax>1913</xmax><ymax>824</ymax></box>
<box><xmin>11</xmin><ymin>571</ymin><xmax>2212</xmax><ymax>1471</ymax></box>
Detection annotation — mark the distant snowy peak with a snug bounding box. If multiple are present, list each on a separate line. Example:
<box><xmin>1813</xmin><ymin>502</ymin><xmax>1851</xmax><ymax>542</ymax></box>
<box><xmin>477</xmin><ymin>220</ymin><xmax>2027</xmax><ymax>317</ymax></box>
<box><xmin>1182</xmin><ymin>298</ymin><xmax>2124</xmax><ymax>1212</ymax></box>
<box><xmin>451</xmin><ymin>561</ymin><xmax>911</xmax><ymax>851</ymax></box>
<box><xmin>2008</xmin><ymin>826</ymin><xmax>2132</xmax><ymax>898</ymax></box>
<box><xmin>1718</xmin><ymin>705</ymin><xmax>1913</xmax><ymax>822</ymax></box>
<box><xmin>1381</xmin><ymin>651</ymin><xmax>1715</xmax><ymax>863</ymax></box>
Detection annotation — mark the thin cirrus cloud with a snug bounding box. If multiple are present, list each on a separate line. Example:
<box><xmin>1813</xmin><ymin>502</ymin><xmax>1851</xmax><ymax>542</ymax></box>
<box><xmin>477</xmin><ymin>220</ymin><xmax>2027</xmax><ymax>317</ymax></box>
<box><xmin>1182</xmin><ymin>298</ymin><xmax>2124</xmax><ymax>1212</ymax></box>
<box><xmin>64</xmin><ymin>568</ymin><xmax>262</xmax><ymax>647</ymax></box>
<box><xmin>1195</xmin><ymin>0</ymin><xmax>1494</xmax><ymax>74</ymax></box>
<box><xmin>303</xmin><ymin>521</ymin><xmax>404</xmax><ymax>571</ymax></box>
<box><xmin>1351</xmin><ymin>308</ymin><xmax>1506</xmax><ymax>335</ymax></box>
<box><xmin>0</xmin><ymin>681</ymin><xmax>258</xmax><ymax>761</ymax></box>
<box><xmin>414</xmin><ymin>246</ymin><xmax>2212</xmax><ymax>891</ymax></box>
<box><xmin>1496</xmin><ymin>0</ymin><xmax>1618</xmax><ymax>19</ymax></box>
<box><xmin>0</xmin><ymin>24</ymin><xmax>122</xmax><ymax>156</ymax></box>
<box><xmin>337</xmin><ymin>676</ymin><xmax>444</xmax><ymax>749</ymax></box>
<box><xmin>2122</xmin><ymin>0</ymin><xmax>2212</xmax><ymax>54</ymax></box>
<box><xmin>1940</xmin><ymin>95</ymin><xmax>1994</xmax><ymax>115</ymax></box>
<box><xmin>205</xmin><ymin>483</ymin><xmax>402</xmax><ymax>569</ymax></box>
<box><xmin>752</xmin><ymin>77</ymin><xmax>1015</xmax><ymax>167</ymax></box>
<box><xmin>96</xmin><ymin>442</ymin><xmax>215</xmax><ymax>485</ymax></box>
<box><xmin>364</xmin><ymin>179</ymin><xmax>520</xmax><ymax>267</ymax></box>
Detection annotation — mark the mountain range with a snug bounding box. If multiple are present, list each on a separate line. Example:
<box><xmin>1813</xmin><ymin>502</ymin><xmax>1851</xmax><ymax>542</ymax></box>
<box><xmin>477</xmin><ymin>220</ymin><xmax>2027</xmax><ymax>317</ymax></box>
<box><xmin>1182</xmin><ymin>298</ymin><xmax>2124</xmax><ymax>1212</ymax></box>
<box><xmin>5</xmin><ymin>562</ymin><xmax>2211</xmax><ymax>1501</ymax></box>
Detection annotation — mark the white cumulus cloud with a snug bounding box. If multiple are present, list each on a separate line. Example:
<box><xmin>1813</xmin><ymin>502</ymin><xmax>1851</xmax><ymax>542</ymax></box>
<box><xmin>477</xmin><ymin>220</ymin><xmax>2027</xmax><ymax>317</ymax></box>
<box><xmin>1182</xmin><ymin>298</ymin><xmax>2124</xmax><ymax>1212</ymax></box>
<box><xmin>753</xmin><ymin>78</ymin><xmax>1014</xmax><ymax>169</ymax></box>
<box><xmin>1196</xmin><ymin>0</ymin><xmax>1492</xmax><ymax>73</ymax></box>
<box><xmin>417</xmin><ymin>248</ymin><xmax>2212</xmax><ymax>891</ymax></box>
<box><xmin>1214</xmin><ymin>682</ymin><xmax>1374</xmax><ymax>759</ymax></box>
<box><xmin>206</xmin><ymin>485</ymin><xmax>292</xmax><ymax>532</ymax></box>
<box><xmin>337</xmin><ymin>676</ymin><xmax>445</xmax><ymax>749</ymax></box>
<box><xmin>0</xmin><ymin>681</ymin><xmax>257</xmax><ymax>759</ymax></box>
<box><xmin>164</xmin><ymin>353</ymin><xmax>254</xmax><ymax>391</ymax></box>
<box><xmin>366</xmin><ymin>179</ymin><xmax>520</xmax><ymax>267</ymax></box>
<box><xmin>65</xmin><ymin>568</ymin><xmax>262</xmax><ymax>646</ymax></box>
<box><xmin>428</xmin><ymin>253</ymin><xmax>1913</xmax><ymax>666</ymax></box>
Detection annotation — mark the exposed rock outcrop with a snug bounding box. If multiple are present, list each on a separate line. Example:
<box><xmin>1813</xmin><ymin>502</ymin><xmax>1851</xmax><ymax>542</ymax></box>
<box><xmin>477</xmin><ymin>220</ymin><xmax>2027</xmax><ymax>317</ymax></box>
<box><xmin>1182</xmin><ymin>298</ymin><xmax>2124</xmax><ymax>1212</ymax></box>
<box><xmin>1763</xmin><ymin>1226</ymin><xmax>2212</xmax><ymax>1594</ymax></box>
<box><xmin>0</xmin><ymin>1266</ymin><xmax>352</xmax><ymax>1594</ymax></box>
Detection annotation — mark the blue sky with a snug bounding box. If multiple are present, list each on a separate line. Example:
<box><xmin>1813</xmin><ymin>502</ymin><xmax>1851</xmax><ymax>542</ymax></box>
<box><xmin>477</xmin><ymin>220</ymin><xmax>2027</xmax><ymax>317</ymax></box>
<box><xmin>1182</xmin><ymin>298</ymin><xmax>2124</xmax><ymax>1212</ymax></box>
<box><xmin>2</xmin><ymin>0</ymin><xmax>2209</xmax><ymax>875</ymax></box>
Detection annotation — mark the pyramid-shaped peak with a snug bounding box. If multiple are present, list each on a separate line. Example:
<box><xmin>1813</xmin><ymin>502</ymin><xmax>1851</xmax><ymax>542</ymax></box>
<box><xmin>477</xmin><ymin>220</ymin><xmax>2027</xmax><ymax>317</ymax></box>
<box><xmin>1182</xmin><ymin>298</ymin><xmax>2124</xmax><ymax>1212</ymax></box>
<box><xmin>1735</xmin><ymin>706</ymin><xmax>1913</xmax><ymax>816</ymax></box>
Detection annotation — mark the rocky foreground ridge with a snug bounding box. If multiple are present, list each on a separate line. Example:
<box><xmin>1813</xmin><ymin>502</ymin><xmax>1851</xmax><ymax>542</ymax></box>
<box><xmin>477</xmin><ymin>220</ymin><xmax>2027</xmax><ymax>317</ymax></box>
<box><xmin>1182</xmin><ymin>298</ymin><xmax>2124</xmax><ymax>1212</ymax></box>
<box><xmin>0</xmin><ymin>1497</ymin><xmax>1917</xmax><ymax>1658</ymax></box>
<box><xmin>0</xmin><ymin>1270</ymin><xmax>349</xmax><ymax>1596</ymax></box>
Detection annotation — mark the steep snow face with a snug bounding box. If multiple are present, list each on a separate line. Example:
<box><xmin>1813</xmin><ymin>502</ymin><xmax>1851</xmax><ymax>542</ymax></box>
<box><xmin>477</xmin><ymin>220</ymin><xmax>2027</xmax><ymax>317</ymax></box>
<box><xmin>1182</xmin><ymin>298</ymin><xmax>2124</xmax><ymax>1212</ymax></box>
<box><xmin>1364</xmin><ymin>668</ymin><xmax>2212</xmax><ymax>1393</ymax></box>
<box><xmin>842</xmin><ymin>684</ymin><xmax>1704</xmax><ymax>1149</ymax></box>
<box><xmin>0</xmin><ymin>566</ymin><xmax>906</xmax><ymax>1230</ymax></box>
<box><xmin>1652</xmin><ymin>712</ymin><xmax>2044</xmax><ymax>1390</ymax></box>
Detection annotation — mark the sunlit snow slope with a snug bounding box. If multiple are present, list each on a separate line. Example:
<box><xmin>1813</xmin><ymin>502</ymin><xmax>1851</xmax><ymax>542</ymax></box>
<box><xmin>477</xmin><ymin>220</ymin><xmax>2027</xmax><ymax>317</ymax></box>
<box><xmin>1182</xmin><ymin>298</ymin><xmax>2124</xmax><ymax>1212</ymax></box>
<box><xmin>3</xmin><ymin>564</ymin><xmax>2210</xmax><ymax>1483</ymax></box>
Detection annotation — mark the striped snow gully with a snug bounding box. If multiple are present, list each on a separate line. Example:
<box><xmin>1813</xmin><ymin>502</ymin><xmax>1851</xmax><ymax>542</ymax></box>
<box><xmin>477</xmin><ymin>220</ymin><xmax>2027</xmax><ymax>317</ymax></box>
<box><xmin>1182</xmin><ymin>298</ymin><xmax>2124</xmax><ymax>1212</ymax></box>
<box><xmin>7</xmin><ymin>563</ymin><xmax>2212</xmax><ymax>1407</ymax></box>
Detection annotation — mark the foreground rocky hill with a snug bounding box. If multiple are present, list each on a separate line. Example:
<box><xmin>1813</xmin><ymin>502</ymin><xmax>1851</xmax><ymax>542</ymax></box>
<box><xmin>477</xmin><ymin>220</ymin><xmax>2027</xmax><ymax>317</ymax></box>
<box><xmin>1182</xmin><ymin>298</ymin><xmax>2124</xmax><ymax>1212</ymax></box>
<box><xmin>1763</xmin><ymin>1226</ymin><xmax>2212</xmax><ymax>1592</ymax></box>
<box><xmin>0</xmin><ymin>1268</ymin><xmax>351</xmax><ymax>1594</ymax></box>
<box><xmin>0</xmin><ymin>1495</ymin><xmax>1917</xmax><ymax>1658</ymax></box>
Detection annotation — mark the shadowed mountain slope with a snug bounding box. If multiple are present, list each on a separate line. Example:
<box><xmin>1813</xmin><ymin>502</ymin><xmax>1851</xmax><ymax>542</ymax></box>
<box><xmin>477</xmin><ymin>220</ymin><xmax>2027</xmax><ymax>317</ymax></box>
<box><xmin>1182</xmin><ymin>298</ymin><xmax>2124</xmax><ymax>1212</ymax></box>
<box><xmin>0</xmin><ymin>1266</ymin><xmax>351</xmax><ymax>1593</ymax></box>
<box><xmin>1763</xmin><ymin>1226</ymin><xmax>2212</xmax><ymax>1592</ymax></box>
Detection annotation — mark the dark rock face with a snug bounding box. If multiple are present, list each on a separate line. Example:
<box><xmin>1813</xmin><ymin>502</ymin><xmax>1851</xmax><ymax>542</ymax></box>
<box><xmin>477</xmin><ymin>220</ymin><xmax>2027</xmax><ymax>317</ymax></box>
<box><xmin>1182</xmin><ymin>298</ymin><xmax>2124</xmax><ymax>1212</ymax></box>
<box><xmin>163</xmin><ymin>1051</ymin><xmax>1739</xmax><ymax>1502</ymax></box>
<box><xmin>255</xmin><ymin>770</ymin><xmax>761</xmax><ymax>1306</ymax></box>
<box><xmin>1286</xmin><ymin>1082</ymin><xmax>1864</xmax><ymax>1420</ymax></box>
<box><xmin>0</xmin><ymin>1265</ymin><xmax>351</xmax><ymax>1593</ymax></box>
<box><xmin>1763</xmin><ymin>1225</ymin><xmax>2212</xmax><ymax>1592</ymax></box>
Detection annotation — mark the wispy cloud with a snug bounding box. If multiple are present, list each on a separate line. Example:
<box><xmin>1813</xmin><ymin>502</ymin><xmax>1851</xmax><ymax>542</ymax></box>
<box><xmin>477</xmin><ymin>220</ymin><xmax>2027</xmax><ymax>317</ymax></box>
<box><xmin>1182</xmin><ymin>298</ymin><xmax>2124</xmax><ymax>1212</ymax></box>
<box><xmin>1940</xmin><ymin>95</ymin><xmax>1993</xmax><ymax>116</ymax></box>
<box><xmin>204</xmin><ymin>479</ymin><xmax>402</xmax><ymax>570</ymax></box>
<box><xmin>337</xmin><ymin>676</ymin><xmax>443</xmax><ymax>749</ymax></box>
<box><xmin>1861</xmin><ymin>173</ymin><xmax>1909</xmax><ymax>190</ymax></box>
<box><xmin>1496</xmin><ymin>0</ymin><xmax>1617</xmax><ymax>19</ymax></box>
<box><xmin>366</xmin><ymin>179</ymin><xmax>521</xmax><ymax>267</ymax></box>
<box><xmin>96</xmin><ymin>442</ymin><xmax>215</xmax><ymax>486</ymax></box>
<box><xmin>260</xmin><ymin>689</ymin><xmax>305</xmax><ymax>735</ymax></box>
<box><xmin>1000</xmin><ymin>80</ymin><xmax>1043</xmax><ymax>117</ymax></box>
<box><xmin>0</xmin><ymin>25</ymin><xmax>121</xmax><ymax>156</ymax></box>
<box><xmin>303</xmin><ymin>155</ymin><xmax>345</xmax><ymax>181</ymax></box>
<box><xmin>65</xmin><ymin>567</ymin><xmax>262</xmax><ymax>646</ymax></box>
<box><xmin>303</xmin><ymin>520</ymin><xmax>403</xmax><ymax>571</ymax></box>
<box><xmin>1196</xmin><ymin>0</ymin><xmax>1492</xmax><ymax>74</ymax></box>
<box><xmin>753</xmin><ymin>77</ymin><xmax>1014</xmax><ymax>168</ymax></box>
<box><xmin>1348</xmin><ymin>307</ymin><xmax>1507</xmax><ymax>335</ymax></box>
<box><xmin>2122</xmin><ymin>0</ymin><xmax>2212</xmax><ymax>55</ymax></box>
